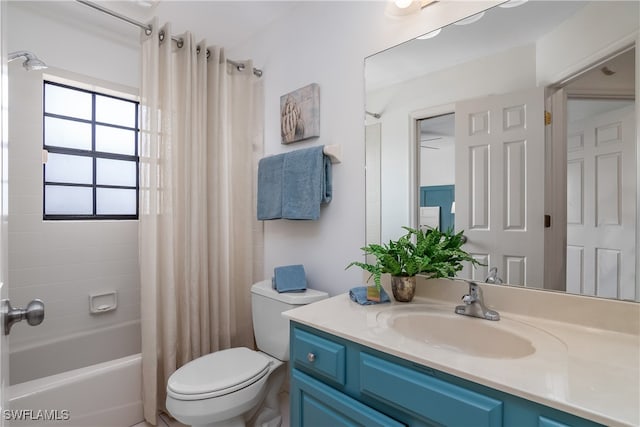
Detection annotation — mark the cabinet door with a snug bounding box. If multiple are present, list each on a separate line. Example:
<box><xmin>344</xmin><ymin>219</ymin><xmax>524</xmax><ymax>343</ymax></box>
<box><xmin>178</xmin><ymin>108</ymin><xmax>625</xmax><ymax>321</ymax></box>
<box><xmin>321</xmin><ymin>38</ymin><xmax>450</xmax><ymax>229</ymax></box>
<box><xmin>291</xmin><ymin>369</ymin><xmax>404</xmax><ymax>427</ymax></box>
<box><xmin>360</xmin><ymin>352</ymin><xmax>502</xmax><ymax>427</ymax></box>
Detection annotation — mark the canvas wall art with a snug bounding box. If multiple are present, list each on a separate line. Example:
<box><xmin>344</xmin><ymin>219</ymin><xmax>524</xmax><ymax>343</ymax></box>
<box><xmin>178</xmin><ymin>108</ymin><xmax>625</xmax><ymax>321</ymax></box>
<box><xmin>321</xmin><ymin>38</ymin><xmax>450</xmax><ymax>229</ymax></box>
<box><xmin>280</xmin><ymin>83</ymin><xmax>320</xmax><ymax>144</ymax></box>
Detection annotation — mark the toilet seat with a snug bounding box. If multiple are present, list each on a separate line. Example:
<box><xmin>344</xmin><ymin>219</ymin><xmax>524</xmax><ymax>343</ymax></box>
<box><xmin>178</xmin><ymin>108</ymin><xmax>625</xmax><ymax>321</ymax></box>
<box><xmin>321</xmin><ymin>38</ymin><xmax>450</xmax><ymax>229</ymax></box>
<box><xmin>167</xmin><ymin>347</ymin><xmax>272</xmax><ymax>401</ymax></box>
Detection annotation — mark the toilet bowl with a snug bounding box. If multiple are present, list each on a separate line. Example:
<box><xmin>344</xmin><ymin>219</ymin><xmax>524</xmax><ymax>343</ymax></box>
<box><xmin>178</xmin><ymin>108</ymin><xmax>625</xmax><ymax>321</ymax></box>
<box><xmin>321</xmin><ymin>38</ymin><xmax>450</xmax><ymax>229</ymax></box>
<box><xmin>166</xmin><ymin>348</ymin><xmax>284</xmax><ymax>427</ymax></box>
<box><xmin>166</xmin><ymin>280</ymin><xmax>328</xmax><ymax>427</ymax></box>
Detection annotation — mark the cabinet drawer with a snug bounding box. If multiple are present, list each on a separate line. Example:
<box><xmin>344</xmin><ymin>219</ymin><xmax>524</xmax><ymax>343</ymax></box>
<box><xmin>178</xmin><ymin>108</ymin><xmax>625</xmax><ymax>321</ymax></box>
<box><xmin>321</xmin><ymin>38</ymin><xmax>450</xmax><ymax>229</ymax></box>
<box><xmin>292</xmin><ymin>369</ymin><xmax>405</xmax><ymax>427</ymax></box>
<box><xmin>292</xmin><ymin>327</ymin><xmax>346</xmax><ymax>385</ymax></box>
<box><xmin>360</xmin><ymin>352</ymin><xmax>503</xmax><ymax>427</ymax></box>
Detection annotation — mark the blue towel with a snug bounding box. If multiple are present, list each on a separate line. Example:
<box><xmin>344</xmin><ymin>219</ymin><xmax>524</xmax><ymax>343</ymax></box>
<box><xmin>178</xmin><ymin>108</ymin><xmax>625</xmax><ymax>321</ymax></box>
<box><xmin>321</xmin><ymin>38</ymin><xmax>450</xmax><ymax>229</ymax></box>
<box><xmin>273</xmin><ymin>264</ymin><xmax>307</xmax><ymax>293</ymax></box>
<box><xmin>257</xmin><ymin>154</ymin><xmax>285</xmax><ymax>220</ymax></box>
<box><xmin>349</xmin><ymin>286</ymin><xmax>390</xmax><ymax>305</ymax></box>
<box><xmin>282</xmin><ymin>146</ymin><xmax>332</xmax><ymax>220</ymax></box>
<box><xmin>322</xmin><ymin>154</ymin><xmax>332</xmax><ymax>204</ymax></box>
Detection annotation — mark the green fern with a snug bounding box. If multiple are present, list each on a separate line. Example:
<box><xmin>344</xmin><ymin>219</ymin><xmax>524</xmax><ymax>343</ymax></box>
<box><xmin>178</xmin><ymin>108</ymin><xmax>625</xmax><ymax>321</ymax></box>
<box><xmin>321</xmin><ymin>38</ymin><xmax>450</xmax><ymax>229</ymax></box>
<box><xmin>346</xmin><ymin>226</ymin><xmax>484</xmax><ymax>291</ymax></box>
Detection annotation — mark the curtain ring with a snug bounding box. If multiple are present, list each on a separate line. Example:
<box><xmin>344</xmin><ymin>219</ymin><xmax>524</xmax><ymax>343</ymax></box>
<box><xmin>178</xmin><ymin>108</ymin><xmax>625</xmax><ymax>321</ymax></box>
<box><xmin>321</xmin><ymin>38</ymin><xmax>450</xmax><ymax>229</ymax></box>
<box><xmin>145</xmin><ymin>25</ymin><xmax>152</xmax><ymax>36</ymax></box>
<box><xmin>176</xmin><ymin>38</ymin><xmax>184</xmax><ymax>49</ymax></box>
<box><xmin>159</xmin><ymin>30</ymin><xmax>165</xmax><ymax>42</ymax></box>
<box><xmin>206</xmin><ymin>49</ymin><xmax>210</xmax><ymax>59</ymax></box>
<box><xmin>196</xmin><ymin>46</ymin><xmax>201</xmax><ymax>55</ymax></box>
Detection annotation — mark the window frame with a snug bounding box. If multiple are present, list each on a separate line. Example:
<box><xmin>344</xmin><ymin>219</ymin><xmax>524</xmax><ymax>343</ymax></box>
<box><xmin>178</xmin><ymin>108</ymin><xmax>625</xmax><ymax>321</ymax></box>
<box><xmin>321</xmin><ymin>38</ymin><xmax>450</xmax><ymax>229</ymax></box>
<box><xmin>42</xmin><ymin>80</ymin><xmax>140</xmax><ymax>221</ymax></box>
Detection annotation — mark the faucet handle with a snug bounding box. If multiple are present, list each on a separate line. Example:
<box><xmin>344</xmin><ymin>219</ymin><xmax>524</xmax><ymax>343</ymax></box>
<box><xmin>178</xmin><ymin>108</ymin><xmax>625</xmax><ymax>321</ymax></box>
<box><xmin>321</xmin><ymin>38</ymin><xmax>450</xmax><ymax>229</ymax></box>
<box><xmin>461</xmin><ymin>294</ymin><xmax>473</xmax><ymax>304</ymax></box>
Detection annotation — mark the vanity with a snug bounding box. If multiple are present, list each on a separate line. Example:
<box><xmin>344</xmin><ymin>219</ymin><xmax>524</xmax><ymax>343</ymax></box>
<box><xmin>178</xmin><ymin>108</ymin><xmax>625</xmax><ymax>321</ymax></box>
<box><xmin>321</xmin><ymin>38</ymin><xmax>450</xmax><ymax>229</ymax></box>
<box><xmin>284</xmin><ymin>278</ymin><xmax>639</xmax><ymax>427</ymax></box>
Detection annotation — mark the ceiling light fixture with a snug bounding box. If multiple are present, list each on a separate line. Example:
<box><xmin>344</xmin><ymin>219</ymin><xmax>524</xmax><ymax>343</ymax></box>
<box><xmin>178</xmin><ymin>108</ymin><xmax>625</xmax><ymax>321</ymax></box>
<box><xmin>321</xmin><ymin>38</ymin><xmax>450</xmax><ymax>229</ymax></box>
<box><xmin>453</xmin><ymin>11</ymin><xmax>485</xmax><ymax>26</ymax></box>
<box><xmin>394</xmin><ymin>0</ymin><xmax>414</xmax><ymax>9</ymax></box>
<box><xmin>601</xmin><ymin>66</ymin><xmax>616</xmax><ymax>76</ymax></box>
<box><xmin>386</xmin><ymin>0</ymin><xmax>438</xmax><ymax>18</ymax></box>
<box><xmin>416</xmin><ymin>28</ymin><xmax>442</xmax><ymax>40</ymax></box>
<box><xmin>499</xmin><ymin>0</ymin><xmax>528</xmax><ymax>8</ymax></box>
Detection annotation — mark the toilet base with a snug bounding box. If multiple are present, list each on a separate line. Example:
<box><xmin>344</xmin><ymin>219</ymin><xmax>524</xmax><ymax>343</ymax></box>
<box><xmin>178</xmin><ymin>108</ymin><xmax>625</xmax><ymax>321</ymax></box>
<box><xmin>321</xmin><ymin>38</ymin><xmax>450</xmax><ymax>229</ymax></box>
<box><xmin>247</xmin><ymin>363</ymin><xmax>286</xmax><ymax>427</ymax></box>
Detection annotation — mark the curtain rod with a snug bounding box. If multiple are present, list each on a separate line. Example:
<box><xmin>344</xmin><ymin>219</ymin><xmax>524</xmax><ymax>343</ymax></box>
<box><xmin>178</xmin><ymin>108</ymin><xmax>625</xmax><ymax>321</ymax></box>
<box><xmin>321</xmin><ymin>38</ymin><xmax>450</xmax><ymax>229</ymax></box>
<box><xmin>75</xmin><ymin>0</ymin><xmax>263</xmax><ymax>78</ymax></box>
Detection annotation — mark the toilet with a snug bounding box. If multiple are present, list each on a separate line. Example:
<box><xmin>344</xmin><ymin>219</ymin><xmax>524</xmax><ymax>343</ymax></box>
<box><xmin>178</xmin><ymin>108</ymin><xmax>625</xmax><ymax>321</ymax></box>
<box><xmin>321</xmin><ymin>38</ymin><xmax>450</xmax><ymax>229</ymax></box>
<box><xmin>166</xmin><ymin>280</ymin><xmax>328</xmax><ymax>427</ymax></box>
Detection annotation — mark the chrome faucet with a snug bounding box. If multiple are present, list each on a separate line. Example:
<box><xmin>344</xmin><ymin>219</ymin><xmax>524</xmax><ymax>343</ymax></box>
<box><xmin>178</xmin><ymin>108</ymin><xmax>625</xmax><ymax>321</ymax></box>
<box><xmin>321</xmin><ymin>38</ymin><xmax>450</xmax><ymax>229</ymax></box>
<box><xmin>454</xmin><ymin>280</ymin><xmax>500</xmax><ymax>321</ymax></box>
<box><xmin>485</xmin><ymin>267</ymin><xmax>503</xmax><ymax>284</ymax></box>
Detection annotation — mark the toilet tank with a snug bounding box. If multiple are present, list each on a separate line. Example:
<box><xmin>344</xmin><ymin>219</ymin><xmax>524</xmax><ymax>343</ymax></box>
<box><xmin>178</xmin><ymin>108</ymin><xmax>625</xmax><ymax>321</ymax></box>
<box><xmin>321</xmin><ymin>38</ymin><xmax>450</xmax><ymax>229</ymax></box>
<box><xmin>251</xmin><ymin>280</ymin><xmax>328</xmax><ymax>361</ymax></box>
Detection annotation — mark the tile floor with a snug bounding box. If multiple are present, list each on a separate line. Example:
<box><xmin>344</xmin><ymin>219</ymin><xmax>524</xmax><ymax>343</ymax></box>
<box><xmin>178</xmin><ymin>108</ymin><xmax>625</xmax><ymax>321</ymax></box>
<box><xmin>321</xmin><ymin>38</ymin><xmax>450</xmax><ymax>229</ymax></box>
<box><xmin>131</xmin><ymin>391</ymin><xmax>290</xmax><ymax>427</ymax></box>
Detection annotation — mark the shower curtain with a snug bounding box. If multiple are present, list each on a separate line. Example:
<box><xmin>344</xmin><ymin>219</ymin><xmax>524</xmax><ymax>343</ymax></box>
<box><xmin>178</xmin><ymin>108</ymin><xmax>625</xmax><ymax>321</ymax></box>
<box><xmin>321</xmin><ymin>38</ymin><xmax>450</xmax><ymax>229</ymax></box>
<box><xmin>138</xmin><ymin>21</ymin><xmax>264</xmax><ymax>425</ymax></box>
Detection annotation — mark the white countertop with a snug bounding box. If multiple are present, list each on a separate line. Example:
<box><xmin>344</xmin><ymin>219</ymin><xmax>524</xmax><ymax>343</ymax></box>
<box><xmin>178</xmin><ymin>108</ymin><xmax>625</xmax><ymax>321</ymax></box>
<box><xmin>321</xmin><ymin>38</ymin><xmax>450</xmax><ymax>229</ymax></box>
<box><xmin>284</xmin><ymin>293</ymin><xmax>640</xmax><ymax>427</ymax></box>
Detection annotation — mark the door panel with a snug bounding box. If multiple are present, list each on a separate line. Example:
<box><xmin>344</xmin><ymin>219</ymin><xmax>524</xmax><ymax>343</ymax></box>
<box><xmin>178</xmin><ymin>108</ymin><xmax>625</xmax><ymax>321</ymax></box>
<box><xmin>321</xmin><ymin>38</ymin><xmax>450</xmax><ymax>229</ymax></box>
<box><xmin>566</xmin><ymin>105</ymin><xmax>636</xmax><ymax>300</ymax></box>
<box><xmin>470</xmin><ymin>145</ymin><xmax>490</xmax><ymax>230</ymax></box>
<box><xmin>456</xmin><ymin>88</ymin><xmax>545</xmax><ymax>286</ymax></box>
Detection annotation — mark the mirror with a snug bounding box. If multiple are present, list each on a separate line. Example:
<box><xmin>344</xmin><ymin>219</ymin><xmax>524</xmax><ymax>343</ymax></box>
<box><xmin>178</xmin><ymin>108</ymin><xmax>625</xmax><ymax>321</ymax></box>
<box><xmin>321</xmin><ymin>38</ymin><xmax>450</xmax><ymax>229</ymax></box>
<box><xmin>365</xmin><ymin>1</ymin><xmax>639</xmax><ymax>301</ymax></box>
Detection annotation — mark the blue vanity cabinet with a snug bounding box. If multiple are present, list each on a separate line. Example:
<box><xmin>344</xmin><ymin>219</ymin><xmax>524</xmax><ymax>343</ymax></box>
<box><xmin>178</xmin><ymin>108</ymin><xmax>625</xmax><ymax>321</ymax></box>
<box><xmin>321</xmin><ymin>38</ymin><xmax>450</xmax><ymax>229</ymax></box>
<box><xmin>291</xmin><ymin>369</ymin><xmax>405</xmax><ymax>427</ymax></box>
<box><xmin>290</xmin><ymin>322</ymin><xmax>604</xmax><ymax>427</ymax></box>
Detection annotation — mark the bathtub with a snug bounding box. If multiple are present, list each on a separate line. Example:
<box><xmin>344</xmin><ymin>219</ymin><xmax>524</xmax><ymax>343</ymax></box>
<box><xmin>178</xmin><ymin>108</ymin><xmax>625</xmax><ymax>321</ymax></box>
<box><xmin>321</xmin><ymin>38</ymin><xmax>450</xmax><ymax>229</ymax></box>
<box><xmin>8</xmin><ymin>321</ymin><xmax>143</xmax><ymax>426</ymax></box>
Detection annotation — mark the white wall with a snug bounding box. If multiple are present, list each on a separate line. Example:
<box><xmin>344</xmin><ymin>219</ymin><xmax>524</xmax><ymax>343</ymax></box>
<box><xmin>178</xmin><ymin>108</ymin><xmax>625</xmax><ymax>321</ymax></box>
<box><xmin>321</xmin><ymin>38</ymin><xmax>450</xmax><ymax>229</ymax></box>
<box><xmin>536</xmin><ymin>1</ymin><xmax>639</xmax><ymax>86</ymax></box>
<box><xmin>421</xmin><ymin>144</ymin><xmax>455</xmax><ymax>187</ymax></box>
<box><xmin>6</xmin><ymin>2</ymin><xmax>141</xmax><ymax>349</ymax></box>
<box><xmin>229</xmin><ymin>1</ymin><xmax>498</xmax><ymax>295</ymax></box>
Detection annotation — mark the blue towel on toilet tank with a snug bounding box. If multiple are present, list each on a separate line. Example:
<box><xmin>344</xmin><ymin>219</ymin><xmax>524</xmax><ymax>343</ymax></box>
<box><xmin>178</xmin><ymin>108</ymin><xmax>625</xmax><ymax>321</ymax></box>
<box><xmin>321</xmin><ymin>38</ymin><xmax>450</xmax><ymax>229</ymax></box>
<box><xmin>257</xmin><ymin>153</ymin><xmax>285</xmax><ymax>220</ymax></box>
<box><xmin>273</xmin><ymin>264</ymin><xmax>307</xmax><ymax>293</ymax></box>
<box><xmin>282</xmin><ymin>146</ymin><xmax>332</xmax><ymax>220</ymax></box>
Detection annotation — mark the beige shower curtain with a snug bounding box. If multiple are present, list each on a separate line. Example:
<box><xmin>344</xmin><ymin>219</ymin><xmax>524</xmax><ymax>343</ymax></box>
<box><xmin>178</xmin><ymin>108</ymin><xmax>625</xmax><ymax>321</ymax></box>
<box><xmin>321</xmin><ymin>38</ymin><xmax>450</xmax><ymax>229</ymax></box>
<box><xmin>138</xmin><ymin>21</ymin><xmax>264</xmax><ymax>425</ymax></box>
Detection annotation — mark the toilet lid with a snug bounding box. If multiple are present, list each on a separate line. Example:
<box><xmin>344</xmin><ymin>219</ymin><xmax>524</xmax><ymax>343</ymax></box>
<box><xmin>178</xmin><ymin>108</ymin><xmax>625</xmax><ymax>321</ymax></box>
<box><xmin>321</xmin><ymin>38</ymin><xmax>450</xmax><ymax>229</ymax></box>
<box><xmin>167</xmin><ymin>347</ymin><xmax>272</xmax><ymax>399</ymax></box>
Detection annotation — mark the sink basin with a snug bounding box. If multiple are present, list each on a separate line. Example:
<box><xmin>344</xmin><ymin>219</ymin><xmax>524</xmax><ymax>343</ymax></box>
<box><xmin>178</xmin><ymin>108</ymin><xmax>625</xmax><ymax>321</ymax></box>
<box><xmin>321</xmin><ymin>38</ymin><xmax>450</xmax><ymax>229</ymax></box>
<box><xmin>377</xmin><ymin>306</ymin><xmax>536</xmax><ymax>359</ymax></box>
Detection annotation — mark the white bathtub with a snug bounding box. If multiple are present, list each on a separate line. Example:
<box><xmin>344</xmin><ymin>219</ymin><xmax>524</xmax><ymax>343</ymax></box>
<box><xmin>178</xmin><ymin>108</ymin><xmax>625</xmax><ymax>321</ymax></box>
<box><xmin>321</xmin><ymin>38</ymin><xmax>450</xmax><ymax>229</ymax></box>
<box><xmin>8</xmin><ymin>321</ymin><xmax>143</xmax><ymax>426</ymax></box>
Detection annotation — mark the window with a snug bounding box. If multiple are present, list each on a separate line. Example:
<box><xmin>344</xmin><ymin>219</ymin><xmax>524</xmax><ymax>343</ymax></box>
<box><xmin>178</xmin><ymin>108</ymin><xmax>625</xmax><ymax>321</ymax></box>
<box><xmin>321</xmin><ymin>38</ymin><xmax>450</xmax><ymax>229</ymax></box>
<box><xmin>43</xmin><ymin>81</ymin><xmax>139</xmax><ymax>220</ymax></box>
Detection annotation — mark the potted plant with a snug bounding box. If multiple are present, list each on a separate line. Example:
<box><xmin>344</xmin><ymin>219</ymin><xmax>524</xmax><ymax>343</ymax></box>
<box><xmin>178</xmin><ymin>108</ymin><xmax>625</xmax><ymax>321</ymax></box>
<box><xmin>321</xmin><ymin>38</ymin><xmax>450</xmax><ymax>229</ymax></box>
<box><xmin>347</xmin><ymin>226</ymin><xmax>481</xmax><ymax>302</ymax></box>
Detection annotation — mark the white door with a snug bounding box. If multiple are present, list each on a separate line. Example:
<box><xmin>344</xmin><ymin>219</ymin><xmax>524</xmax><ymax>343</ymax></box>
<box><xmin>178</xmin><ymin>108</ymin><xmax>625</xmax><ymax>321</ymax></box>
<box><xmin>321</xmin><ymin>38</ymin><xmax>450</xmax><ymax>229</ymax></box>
<box><xmin>566</xmin><ymin>104</ymin><xmax>636</xmax><ymax>300</ymax></box>
<box><xmin>455</xmin><ymin>88</ymin><xmax>545</xmax><ymax>286</ymax></box>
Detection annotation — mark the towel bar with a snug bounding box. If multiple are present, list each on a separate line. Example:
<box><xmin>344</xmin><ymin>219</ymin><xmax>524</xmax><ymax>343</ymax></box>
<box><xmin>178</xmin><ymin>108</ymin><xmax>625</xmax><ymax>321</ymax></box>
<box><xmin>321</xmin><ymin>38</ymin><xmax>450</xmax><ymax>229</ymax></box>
<box><xmin>265</xmin><ymin>145</ymin><xmax>342</xmax><ymax>164</ymax></box>
<box><xmin>322</xmin><ymin>144</ymin><xmax>342</xmax><ymax>164</ymax></box>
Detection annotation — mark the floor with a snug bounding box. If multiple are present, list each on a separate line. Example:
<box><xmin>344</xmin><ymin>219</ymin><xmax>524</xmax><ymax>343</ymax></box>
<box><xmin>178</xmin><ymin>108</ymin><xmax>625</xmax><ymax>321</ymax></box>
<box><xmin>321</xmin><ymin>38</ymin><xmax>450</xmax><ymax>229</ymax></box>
<box><xmin>131</xmin><ymin>391</ymin><xmax>290</xmax><ymax>427</ymax></box>
<box><xmin>132</xmin><ymin>412</ymin><xmax>186</xmax><ymax>427</ymax></box>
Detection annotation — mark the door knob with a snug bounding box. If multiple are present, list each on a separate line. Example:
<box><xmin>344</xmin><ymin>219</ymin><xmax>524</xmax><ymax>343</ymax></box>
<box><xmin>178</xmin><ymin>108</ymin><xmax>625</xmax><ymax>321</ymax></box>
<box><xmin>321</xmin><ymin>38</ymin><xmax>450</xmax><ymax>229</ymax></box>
<box><xmin>2</xmin><ymin>299</ymin><xmax>45</xmax><ymax>335</ymax></box>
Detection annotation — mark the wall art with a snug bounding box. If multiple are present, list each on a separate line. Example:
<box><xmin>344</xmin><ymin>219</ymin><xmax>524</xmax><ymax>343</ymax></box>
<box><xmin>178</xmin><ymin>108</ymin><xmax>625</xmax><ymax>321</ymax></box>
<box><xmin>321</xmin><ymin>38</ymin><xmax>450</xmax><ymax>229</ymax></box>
<box><xmin>280</xmin><ymin>83</ymin><xmax>320</xmax><ymax>144</ymax></box>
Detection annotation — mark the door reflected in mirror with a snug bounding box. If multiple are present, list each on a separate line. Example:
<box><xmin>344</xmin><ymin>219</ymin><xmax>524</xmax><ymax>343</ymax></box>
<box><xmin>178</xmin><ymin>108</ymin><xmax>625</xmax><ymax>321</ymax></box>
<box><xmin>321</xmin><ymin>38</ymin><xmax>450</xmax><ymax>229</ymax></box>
<box><xmin>365</xmin><ymin>0</ymin><xmax>639</xmax><ymax>301</ymax></box>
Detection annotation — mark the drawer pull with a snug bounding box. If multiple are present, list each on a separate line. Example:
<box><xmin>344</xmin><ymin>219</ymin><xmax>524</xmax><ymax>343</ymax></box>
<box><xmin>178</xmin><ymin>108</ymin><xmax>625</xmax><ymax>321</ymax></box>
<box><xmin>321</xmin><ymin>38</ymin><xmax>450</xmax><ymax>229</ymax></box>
<box><xmin>307</xmin><ymin>352</ymin><xmax>316</xmax><ymax>363</ymax></box>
